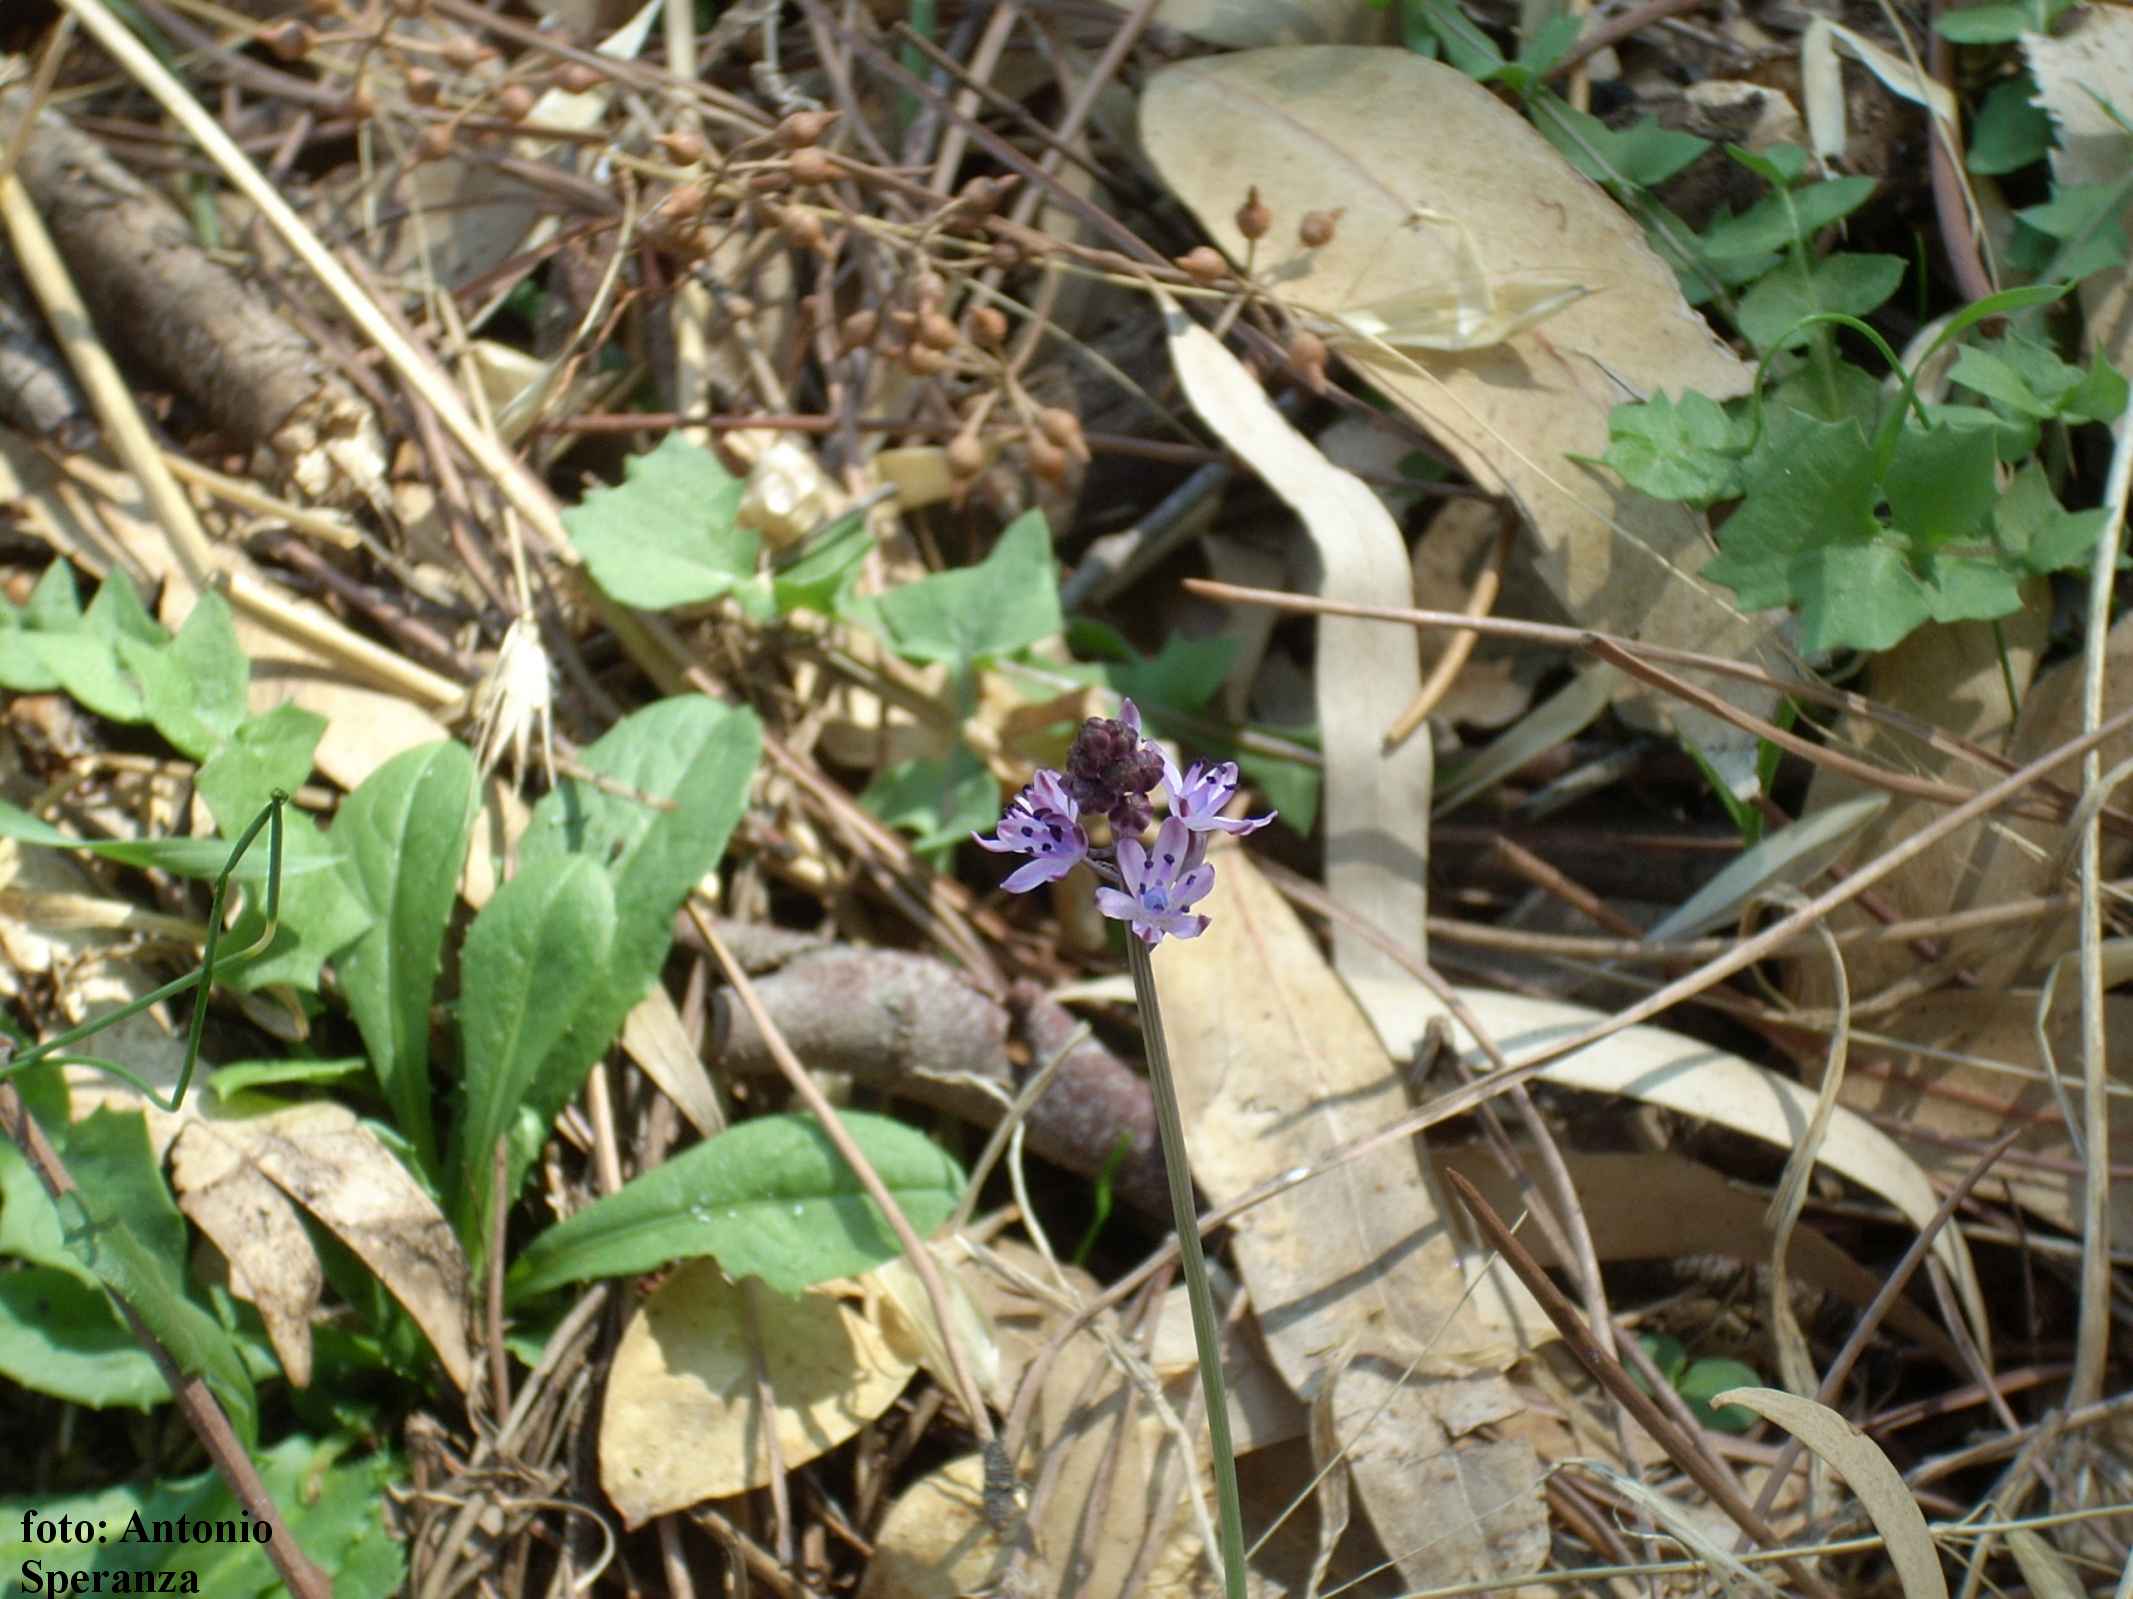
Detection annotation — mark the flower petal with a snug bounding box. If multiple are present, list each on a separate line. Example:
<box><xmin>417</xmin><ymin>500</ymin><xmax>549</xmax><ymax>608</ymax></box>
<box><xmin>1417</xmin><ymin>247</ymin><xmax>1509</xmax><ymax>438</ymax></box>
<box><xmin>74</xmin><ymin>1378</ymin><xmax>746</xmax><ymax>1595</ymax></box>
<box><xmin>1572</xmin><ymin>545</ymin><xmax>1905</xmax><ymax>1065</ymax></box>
<box><xmin>1094</xmin><ymin>887</ymin><xmax>1139</xmax><ymax>922</ymax></box>
<box><xmin>1171</xmin><ymin>864</ymin><xmax>1216</xmax><ymax>907</ymax></box>
<box><xmin>1115</xmin><ymin>834</ymin><xmax>1149</xmax><ymax>894</ymax></box>
<box><xmin>1148</xmin><ymin>817</ymin><xmax>1193</xmax><ymax>882</ymax></box>
<box><xmin>1002</xmin><ymin>855</ymin><xmax>1074</xmax><ymax>893</ymax></box>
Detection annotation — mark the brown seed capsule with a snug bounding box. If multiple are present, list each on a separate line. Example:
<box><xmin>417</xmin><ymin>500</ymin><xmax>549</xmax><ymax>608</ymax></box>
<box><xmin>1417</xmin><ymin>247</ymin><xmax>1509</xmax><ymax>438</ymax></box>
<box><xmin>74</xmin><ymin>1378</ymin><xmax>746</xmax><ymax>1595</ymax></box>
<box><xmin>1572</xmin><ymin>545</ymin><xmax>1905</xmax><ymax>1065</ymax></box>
<box><xmin>781</xmin><ymin>208</ymin><xmax>825</xmax><ymax>253</ymax></box>
<box><xmin>946</xmin><ymin>432</ymin><xmax>986</xmax><ymax>480</ymax></box>
<box><xmin>1027</xmin><ymin>435</ymin><xmax>1069</xmax><ymax>485</ymax></box>
<box><xmin>1035</xmin><ymin>406</ymin><xmax>1088</xmax><ymax>462</ymax></box>
<box><xmin>776</xmin><ymin>109</ymin><xmax>839</xmax><ymax>148</ymax></box>
<box><xmin>1236</xmin><ymin>185</ymin><xmax>1272</xmax><ymax>242</ymax></box>
<box><xmin>787</xmin><ymin>145</ymin><xmax>835</xmax><ymax>186</ymax></box>
<box><xmin>988</xmin><ymin>239</ymin><xmax>1022</xmax><ymax>271</ymax></box>
<box><xmin>345</xmin><ymin>83</ymin><xmax>377</xmax><ymax>121</ymax></box>
<box><xmin>553</xmin><ymin>61</ymin><xmax>602</xmax><ymax>94</ymax></box>
<box><xmin>261</xmin><ymin>19</ymin><xmax>313</xmax><ymax>60</ymax></box>
<box><xmin>1175</xmin><ymin>246</ymin><xmax>1228</xmax><ymax>284</ymax></box>
<box><xmin>405</xmin><ymin>67</ymin><xmax>440</xmax><ymax>106</ymax></box>
<box><xmin>495</xmin><ymin>83</ymin><xmax>535</xmax><ymax>123</ymax></box>
<box><xmin>748</xmin><ymin>168</ymin><xmax>792</xmax><ymax>193</ymax></box>
<box><xmin>1287</xmin><ymin>328</ymin><xmax>1329</xmax><ymax>393</ymax></box>
<box><xmin>912</xmin><ymin>271</ymin><xmax>947</xmax><ymax>311</ymax></box>
<box><xmin>656</xmin><ymin>128</ymin><xmax>705</xmax><ymax>164</ymax></box>
<box><xmin>1298</xmin><ymin>208</ymin><xmax>1344</xmax><ymax>248</ymax></box>
<box><xmin>966</xmin><ymin>305</ymin><xmax>1008</xmax><ymax>346</ymax></box>
<box><xmin>953</xmin><ymin>175</ymin><xmax>1012</xmax><ymax>218</ymax></box>
<box><xmin>903</xmin><ymin>344</ymin><xmax>947</xmax><ymax>377</ymax></box>
<box><xmin>917</xmin><ymin>310</ymin><xmax>960</xmax><ymax>352</ymax></box>
<box><xmin>839</xmin><ymin>309</ymin><xmax>878</xmax><ymax>352</ymax></box>
<box><xmin>413</xmin><ymin>122</ymin><xmax>454</xmax><ymax>163</ymax></box>
<box><xmin>439</xmin><ymin>33</ymin><xmax>482</xmax><ymax>70</ymax></box>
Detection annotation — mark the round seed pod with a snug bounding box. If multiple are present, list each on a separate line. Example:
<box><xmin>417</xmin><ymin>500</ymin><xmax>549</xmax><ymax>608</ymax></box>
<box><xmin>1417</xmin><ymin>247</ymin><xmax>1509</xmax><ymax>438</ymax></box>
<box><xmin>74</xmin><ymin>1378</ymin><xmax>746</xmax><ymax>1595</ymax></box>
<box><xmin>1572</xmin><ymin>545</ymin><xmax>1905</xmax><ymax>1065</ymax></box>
<box><xmin>554</xmin><ymin>61</ymin><xmax>602</xmax><ymax>94</ymax></box>
<box><xmin>839</xmin><ymin>309</ymin><xmax>879</xmax><ymax>352</ymax></box>
<box><xmin>1027</xmin><ymin>435</ymin><xmax>1069</xmax><ymax>485</ymax></box>
<box><xmin>440</xmin><ymin>33</ymin><xmax>482</xmax><ymax>70</ymax></box>
<box><xmin>1298</xmin><ymin>209</ymin><xmax>1344</xmax><ymax>248</ymax></box>
<box><xmin>495</xmin><ymin>83</ymin><xmax>535</xmax><ymax>123</ymax></box>
<box><xmin>261</xmin><ymin>20</ymin><xmax>314</xmax><ymax>60</ymax></box>
<box><xmin>405</xmin><ymin>67</ymin><xmax>441</xmax><ymax>106</ymax></box>
<box><xmin>917</xmin><ymin>311</ymin><xmax>960</xmax><ymax>352</ymax></box>
<box><xmin>787</xmin><ymin>145</ymin><xmax>835</xmax><ymax>186</ymax></box>
<box><xmin>1236</xmin><ymin>186</ymin><xmax>1272</xmax><ymax>241</ymax></box>
<box><xmin>413</xmin><ymin>122</ymin><xmax>454</xmax><ymax>163</ymax></box>
<box><xmin>966</xmin><ymin>305</ymin><xmax>1009</xmax><ymax>346</ymax></box>
<box><xmin>946</xmin><ymin>432</ymin><xmax>986</xmax><ymax>480</ymax></box>
<box><xmin>657</xmin><ymin>129</ymin><xmax>706</xmax><ymax>164</ymax></box>
<box><xmin>1287</xmin><ymin>328</ymin><xmax>1328</xmax><ymax>393</ymax></box>
<box><xmin>1175</xmin><ymin>246</ymin><xmax>1228</xmax><ymax>284</ymax></box>
<box><xmin>903</xmin><ymin>344</ymin><xmax>948</xmax><ymax>377</ymax></box>
<box><xmin>1035</xmin><ymin>406</ymin><xmax>1087</xmax><ymax>462</ymax></box>
<box><xmin>776</xmin><ymin>109</ymin><xmax>839</xmax><ymax>148</ymax></box>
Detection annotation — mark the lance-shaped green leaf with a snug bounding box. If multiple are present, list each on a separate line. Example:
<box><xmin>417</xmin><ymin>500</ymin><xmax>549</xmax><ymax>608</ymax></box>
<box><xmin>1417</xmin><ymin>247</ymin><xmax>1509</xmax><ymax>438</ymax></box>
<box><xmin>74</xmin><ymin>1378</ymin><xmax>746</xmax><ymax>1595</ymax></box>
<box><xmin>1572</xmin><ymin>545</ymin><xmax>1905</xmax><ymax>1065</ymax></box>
<box><xmin>508</xmin><ymin>1111</ymin><xmax>965</xmax><ymax>1301</ymax></box>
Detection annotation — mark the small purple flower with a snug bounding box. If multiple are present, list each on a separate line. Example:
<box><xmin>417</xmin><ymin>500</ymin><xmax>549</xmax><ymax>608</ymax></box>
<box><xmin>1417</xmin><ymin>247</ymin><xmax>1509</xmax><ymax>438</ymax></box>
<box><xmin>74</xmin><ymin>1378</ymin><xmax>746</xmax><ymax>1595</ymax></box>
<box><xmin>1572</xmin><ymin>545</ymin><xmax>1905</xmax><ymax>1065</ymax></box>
<box><xmin>974</xmin><ymin>769</ymin><xmax>1089</xmax><ymax>892</ymax></box>
<box><xmin>1095</xmin><ymin>817</ymin><xmax>1215</xmax><ymax>945</ymax></box>
<box><xmin>1162</xmin><ymin>754</ymin><xmax>1277</xmax><ymax>837</ymax></box>
<box><xmin>1064</xmin><ymin>698</ymin><xmax>1167</xmax><ymax>838</ymax></box>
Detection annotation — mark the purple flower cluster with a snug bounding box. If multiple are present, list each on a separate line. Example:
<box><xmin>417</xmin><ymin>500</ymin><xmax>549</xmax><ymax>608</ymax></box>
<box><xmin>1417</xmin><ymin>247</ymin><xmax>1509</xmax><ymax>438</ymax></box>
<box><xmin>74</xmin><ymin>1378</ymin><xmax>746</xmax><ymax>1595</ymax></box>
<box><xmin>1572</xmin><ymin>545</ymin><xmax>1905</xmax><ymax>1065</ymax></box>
<box><xmin>974</xmin><ymin>700</ymin><xmax>1274</xmax><ymax>945</ymax></box>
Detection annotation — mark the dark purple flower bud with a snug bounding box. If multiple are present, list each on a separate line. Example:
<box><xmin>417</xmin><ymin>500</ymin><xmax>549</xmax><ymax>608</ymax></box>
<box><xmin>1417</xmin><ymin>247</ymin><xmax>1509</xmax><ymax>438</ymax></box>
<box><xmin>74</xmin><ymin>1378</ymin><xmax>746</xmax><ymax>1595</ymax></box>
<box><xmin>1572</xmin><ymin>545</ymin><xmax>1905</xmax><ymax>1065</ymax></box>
<box><xmin>974</xmin><ymin>769</ymin><xmax>1089</xmax><ymax>892</ymax></box>
<box><xmin>1064</xmin><ymin>698</ymin><xmax>1166</xmax><ymax>837</ymax></box>
<box><xmin>1161</xmin><ymin>754</ymin><xmax>1276</xmax><ymax>837</ymax></box>
<box><xmin>1094</xmin><ymin>817</ymin><xmax>1215</xmax><ymax>945</ymax></box>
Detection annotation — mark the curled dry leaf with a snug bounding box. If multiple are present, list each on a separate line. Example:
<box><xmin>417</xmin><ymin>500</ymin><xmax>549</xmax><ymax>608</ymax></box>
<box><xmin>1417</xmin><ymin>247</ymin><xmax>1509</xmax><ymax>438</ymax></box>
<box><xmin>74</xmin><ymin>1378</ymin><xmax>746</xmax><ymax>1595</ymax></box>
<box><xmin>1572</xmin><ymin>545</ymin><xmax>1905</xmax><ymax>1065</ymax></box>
<box><xmin>599</xmin><ymin>1260</ymin><xmax>916</xmax><ymax>1527</ymax></box>
<box><xmin>1142</xmin><ymin>47</ymin><xmax>1783</xmax><ymax>766</ymax></box>
<box><xmin>1710</xmin><ymin>1388</ymin><xmax>1949</xmax><ymax>1599</ymax></box>
<box><xmin>170</xmin><ymin>1097</ymin><xmax>473</xmax><ymax>1392</ymax></box>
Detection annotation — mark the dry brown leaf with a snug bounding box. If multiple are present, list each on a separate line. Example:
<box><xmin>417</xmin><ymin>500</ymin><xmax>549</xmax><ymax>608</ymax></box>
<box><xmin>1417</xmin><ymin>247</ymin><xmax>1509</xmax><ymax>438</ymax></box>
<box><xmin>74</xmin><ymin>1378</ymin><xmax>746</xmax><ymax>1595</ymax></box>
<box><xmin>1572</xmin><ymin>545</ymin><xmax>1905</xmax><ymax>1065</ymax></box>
<box><xmin>169</xmin><ymin>1097</ymin><xmax>472</xmax><ymax>1392</ymax></box>
<box><xmin>599</xmin><ymin>1260</ymin><xmax>917</xmax><ymax>1526</ymax></box>
<box><xmin>1155</xmin><ymin>845</ymin><xmax>1547</xmax><ymax>1592</ymax></box>
<box><xmin>1100</xmin><ymin>0</ymin><xmax>1392</xmax><ymax>47</ymax></box>
<box><xmin>1142</xmin><ymin>46</ymin><xmax>1782</xmax><ymax>764</ymax></box>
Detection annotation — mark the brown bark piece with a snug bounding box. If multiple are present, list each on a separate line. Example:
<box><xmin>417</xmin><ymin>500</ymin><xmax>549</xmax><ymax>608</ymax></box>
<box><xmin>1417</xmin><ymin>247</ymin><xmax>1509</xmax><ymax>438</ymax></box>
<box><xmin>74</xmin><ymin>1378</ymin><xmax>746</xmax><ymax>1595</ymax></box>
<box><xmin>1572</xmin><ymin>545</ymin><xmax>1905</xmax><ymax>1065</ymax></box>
<box><xmin>2</xmin><ymin>88</ymin><xmax>382</xmax><ymax>499</ymax></box>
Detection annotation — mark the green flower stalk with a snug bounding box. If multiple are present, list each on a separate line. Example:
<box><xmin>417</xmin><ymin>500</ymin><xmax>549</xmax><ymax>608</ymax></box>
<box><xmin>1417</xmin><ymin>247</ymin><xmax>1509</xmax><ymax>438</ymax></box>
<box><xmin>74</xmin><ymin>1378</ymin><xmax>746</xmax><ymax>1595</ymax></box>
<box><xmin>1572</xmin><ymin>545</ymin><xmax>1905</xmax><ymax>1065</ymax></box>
<box><xmin>976</xmin><ymin>702</ymin><xmax>1272</xmax><ymax>1598</ymax></box>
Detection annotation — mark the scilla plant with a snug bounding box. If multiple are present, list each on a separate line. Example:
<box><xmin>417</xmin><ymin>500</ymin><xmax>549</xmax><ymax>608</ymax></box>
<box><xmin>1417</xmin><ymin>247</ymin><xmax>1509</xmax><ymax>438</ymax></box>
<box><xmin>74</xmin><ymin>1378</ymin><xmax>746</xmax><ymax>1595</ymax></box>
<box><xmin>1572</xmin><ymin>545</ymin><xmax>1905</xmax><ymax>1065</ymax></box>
<box><xmin>977</xmin><ymin>701</ymin><xmax>1271</xmax><ymax>1597</ymax></box>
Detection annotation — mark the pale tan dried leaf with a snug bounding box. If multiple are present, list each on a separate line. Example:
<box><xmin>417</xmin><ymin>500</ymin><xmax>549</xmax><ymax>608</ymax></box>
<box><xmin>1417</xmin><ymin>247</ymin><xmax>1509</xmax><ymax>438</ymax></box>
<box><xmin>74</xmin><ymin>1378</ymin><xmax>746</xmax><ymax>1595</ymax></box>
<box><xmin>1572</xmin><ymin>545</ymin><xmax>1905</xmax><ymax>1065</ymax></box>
<box><xmin>1711</xmin><ymin>1388</ymin><xmax>1949</xmax><ymax>1599</ymax></box>
<box><xmin>1098</xmin><ymin>0</ymin><xmax>1393</xmax><ymax>48</ymax></box>
<box><xmin>1142</xmin><ymin>47</ymin><xmax>1781</xmax><ymax>762</ymax></box>
<box><xmin>599</xmin><ymin>1261</ymin><xmax>916</xmax><ymax>1525</ymax></box>
<box><xmin>168</xmin><ymin>1098</ymin><xmax>473</xmax><ymax>1392</ymax></box>
<box><xmin>1162</xmin><ymin>299</ymin><xmax>1431</xmax><ymax>1036</ymax></box>
<box><xmin>1155</xmin><ymin>847</ymin><xmax>1549</xmax><ymax>1591</ymax></box>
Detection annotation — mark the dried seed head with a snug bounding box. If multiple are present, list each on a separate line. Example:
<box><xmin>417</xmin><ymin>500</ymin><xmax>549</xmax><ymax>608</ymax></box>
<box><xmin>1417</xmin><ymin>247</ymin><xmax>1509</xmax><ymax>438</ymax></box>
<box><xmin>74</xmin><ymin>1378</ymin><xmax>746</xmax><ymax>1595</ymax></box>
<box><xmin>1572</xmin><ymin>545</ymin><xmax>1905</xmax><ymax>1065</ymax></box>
<box><xmin>1175</xmin><ymin>246</ymin><xmax>1228</xmax><ymax>284</ymax></box>
<box><xmin>1287</xmin><ymin>328</ymin><xmax>1328</xmax><ymax>393</ymax></box>
<box><xmin>776</xmin><ymin>108</ymin><xmax>838</xmax><ymax>148</ymax></box>
<box><xmin>495</xmin><ymin>82</ymin><xmax>535</xmax><ymax>122</ymax></box>
<box><xmin>839</xmin><ymin>309</ymin><xmax>879</xmax><ymax>352</ymax></box>
<box><xmin>413</xmin><ymin>122</ymin><xmax>454</xmax><ymax>163</ymax></box>
<box><xmin>966</xmin><ymin>305</ymin><xmax>1008</xmax><ymax>346</ymax></box>
<box><xmin>946</xmin><ymin>432</ymin><xmax>986</xmax><ymax>480</ymax></box>
<box><xmin>912</xmin><ymin>271</ymin><xmax>947</xmax><ymax>311</ymax></box>
<box><xmin>787</xmin><ymin>145</ymin><xmax>835</xmax><ymax>186</ymax></box>
<box><xmin>405</xmin><ymin>67</ymin><xmax>440</xmax><ymax>105</ymax></box>
<box><xmin>553</xmin><ymin>61</ymin><xmax>601</xmax><ymax>94</ymax></box>
<box><xmin>988</xmin><ymin>239</ymin><xmax>1022</xmax><ymax>271</ymax></box>
<box><xmin>1235</xmin><ymin>185</ymin><xmax>1272</xmax><ymax>241</ymax></box>
<box><xmin>261</xmin><ymin>19</ymin><xmax>314</xmax><ymax>60</ymax></box>
<box><xmin>1298</xmin><ymin>208</ymin><xmax>1343</xmax><ymax>248</ymax></box>
<box><xmin>917</xmin><ymin>310</ymin><xmax>960</xmax><ymax>352</ymax></box>
<box><xmin>1035</xmin><ymin>406</ymin><xmax>1087</xmax><ymax>462</ymax></box>
<box><xmin>903</xmin><ymin>344</ymin><xmax>947</xmax><ymax>377</ymax></box>
<box><xmin>439</xmin><ymin>32</ymin><xmax>482</xmax><ymax>69</ymax></box>
<box><xmin>1027</xmin><ymin>435</ymin><xmax>1070</xmax><ymax>486</ymax></box>
<box><xmin>345</xmin><ymin>83</ymin><xmax>377</xmax><ymax>121</ymax></box>
<box><xmin>1064</xmin><ymin>710</ymin><xmax>1164</xmax><ymax>834</ymax></box>
<box><xmin>656</xmin><ymin>128</ymin><xmax>705</xmax><ymax>164</ymax></box>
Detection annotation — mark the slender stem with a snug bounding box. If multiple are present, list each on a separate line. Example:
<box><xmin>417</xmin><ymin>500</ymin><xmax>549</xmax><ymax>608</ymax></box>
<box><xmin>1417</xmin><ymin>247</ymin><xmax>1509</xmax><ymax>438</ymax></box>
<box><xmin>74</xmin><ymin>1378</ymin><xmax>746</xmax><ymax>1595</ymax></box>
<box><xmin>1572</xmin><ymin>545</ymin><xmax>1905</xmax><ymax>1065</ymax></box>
<box><xmin>1126</xmin><ymin>936</ymin><xmax>1247</xmax><ymax>1599</ymax></box>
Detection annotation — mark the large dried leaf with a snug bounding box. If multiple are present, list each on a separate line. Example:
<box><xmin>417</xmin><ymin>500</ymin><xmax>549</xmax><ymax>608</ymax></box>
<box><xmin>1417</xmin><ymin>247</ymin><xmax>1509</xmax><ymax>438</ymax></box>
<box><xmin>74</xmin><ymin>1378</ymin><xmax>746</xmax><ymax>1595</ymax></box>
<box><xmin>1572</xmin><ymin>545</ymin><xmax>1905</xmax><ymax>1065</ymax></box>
<box><xmin>169</xmin><ymin>1097</ymin><xmax>472</xmax><ymax>1392</ymax></box>
<box><xmin>2025</xmin><ymin>8</ymin><xmax>2133</xmax><ymax>373</ymax></box>
<box><xmin>1155</xmin><ymin>847</ymin><xmax>1547</xmax><ymax>1591</ymax></box>
<box><xmin>1142</xmin><ymin>47</ymin><xmax>1780</xmax><ymax>759</ymax></box>
<box><xmin>599</xmin><ymin>1261</ymin><xmax>916</xmax><ymax>1526</ymax></box>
